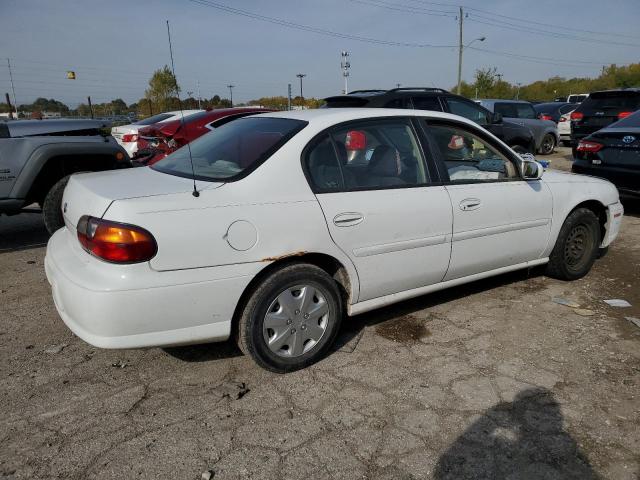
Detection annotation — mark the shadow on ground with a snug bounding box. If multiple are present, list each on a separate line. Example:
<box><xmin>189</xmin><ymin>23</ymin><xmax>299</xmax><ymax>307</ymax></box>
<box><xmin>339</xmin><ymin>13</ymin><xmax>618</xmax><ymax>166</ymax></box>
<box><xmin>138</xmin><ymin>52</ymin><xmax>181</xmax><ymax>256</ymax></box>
<box><xmin>434</xmin><ymin>388</ymin><xmax>599</xmax><ymax>479</ymax></box>
<box><xmin>0</xmin><ymin>212</ymin><xmax>48</xmax><ymax>252</ymax></box>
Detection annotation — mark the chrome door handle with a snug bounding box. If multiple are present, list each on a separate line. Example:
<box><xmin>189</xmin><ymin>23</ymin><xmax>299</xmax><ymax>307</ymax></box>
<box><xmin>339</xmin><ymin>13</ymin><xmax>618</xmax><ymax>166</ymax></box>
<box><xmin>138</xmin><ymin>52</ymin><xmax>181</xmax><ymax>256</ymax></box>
<box><xmin>333</xmin><ymin>212</ymin><xmax>364</xmax><ymax>227</ymax></box>
<box><xmin>459</xmin><ymin>198</ymin><xmax>481</xmax><ymax>211</ymax></box>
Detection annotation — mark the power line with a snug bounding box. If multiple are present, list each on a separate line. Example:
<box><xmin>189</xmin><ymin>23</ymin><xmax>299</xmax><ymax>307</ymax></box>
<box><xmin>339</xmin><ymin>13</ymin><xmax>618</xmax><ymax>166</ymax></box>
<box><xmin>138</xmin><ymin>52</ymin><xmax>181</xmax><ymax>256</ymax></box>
<box><xmin>400</xmin><ymin>0</ymin><xmax>640</xmax><ymax>40</ymax></box>
<box><xmin>346</xmin><ymin>0</ymin><xmax>456</xmax><ymax>17</ymax></box>
<box><xmin>188</xmin><ymin>0</ymin><xmax>456</xmax><ymax>48</ymax></box>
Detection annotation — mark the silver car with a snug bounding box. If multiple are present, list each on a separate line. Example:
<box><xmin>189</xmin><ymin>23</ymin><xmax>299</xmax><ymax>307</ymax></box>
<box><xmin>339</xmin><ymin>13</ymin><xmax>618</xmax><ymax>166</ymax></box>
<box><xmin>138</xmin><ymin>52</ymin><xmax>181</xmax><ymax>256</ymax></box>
<box><xmin>477</xmin><ymin>99</ymin><xmax>559</xmax><ymax>155</ymax></box>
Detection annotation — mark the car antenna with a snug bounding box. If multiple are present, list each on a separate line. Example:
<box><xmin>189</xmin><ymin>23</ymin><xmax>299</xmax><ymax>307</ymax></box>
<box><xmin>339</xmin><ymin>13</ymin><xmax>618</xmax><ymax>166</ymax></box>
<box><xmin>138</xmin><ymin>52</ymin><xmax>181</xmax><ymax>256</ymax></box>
<box><xmin>166</xmin><ymin>20</ymin><xmax>199</xmax><ymax>198</ymax></box>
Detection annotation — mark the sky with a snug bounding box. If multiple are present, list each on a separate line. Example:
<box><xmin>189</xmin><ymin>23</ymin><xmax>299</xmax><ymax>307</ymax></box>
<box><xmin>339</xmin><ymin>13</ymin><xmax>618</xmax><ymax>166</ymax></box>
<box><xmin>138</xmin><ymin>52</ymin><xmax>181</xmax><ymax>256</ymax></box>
<box><xmin>1</xmin><ymin>0</ymin><xmax>639</xmax><ymax>108</ymax></box>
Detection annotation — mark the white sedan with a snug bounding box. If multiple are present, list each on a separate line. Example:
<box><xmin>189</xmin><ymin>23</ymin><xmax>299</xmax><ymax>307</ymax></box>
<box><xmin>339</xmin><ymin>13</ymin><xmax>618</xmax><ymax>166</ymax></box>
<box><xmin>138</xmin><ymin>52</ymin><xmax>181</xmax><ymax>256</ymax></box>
<box><xmin>111</xmin><ymin>110</ymin><xmax>202</xmax><ymax>158</ymax></box>
<box><xmin>45</xmin><ymin>109</ymin><xmax>623</xmax><ymax>372</ymax></box>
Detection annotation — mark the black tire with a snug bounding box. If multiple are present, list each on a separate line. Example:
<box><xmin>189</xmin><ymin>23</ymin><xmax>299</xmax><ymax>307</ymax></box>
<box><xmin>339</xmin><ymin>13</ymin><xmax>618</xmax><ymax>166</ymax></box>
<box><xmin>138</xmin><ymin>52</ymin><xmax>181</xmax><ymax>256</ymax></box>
<box><xmin>538</xmin><ymin>133</ymin><xmax>556</xmax><ymax>155</ymax></box>
<box><xmin>561</xmin><ymin>140</ymin><xmax>571</xmax><ymax>147</ymax></box>
<box><xmin>42</xmin><ymin>175</ymin><xmax>71</xmax><ymax>235</ymax></box>
<box><xmin>237</xmin><ymin>263</ymin><xmax>343</xmax><ymax>373</ymax></box>
<box><xmin>545</xmin><ymin>208</ymin><xmax>601</xmax><ymax>280</ymax></box>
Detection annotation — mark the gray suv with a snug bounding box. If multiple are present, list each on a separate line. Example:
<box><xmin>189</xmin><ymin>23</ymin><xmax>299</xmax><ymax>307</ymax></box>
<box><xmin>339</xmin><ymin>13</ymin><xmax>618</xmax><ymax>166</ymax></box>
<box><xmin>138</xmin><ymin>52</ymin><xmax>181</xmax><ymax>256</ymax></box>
<box><xmin>477</xmin><ymin>99</ymin><xmax>559</xmax><ymax>155</ymax></box>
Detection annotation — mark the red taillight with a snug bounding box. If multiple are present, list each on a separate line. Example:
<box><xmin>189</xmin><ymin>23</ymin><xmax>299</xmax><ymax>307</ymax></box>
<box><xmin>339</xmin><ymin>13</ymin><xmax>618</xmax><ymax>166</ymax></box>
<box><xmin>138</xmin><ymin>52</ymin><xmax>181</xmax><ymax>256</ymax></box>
<box><xmin>539</xmin><ymin>114</ymin><xmax>553</xmax><ymax>121</ymax></box>
<box><xmin>345</xmin><ymin>130</ymin><xmax>367</xmax><ymax>150</ymax></box>
<box><xmin>559</xmin><ymin>117</ymin><xmax>567</xmax><ymax>122</ymax></box>
<box><xmin>576</xmin><ymin>140</ymin><xmax>603</xmax><ymax>153</ymax></box>
<box><xmin>570</xmin><ymin>111</ymin><xmax>584</xmax><ymax>121</ymax></box>
<box><xmin>618</xmin><ymin>111</ymin><xmax>633</xmax><ymax>119</ymax></box>
<box><xmin>121</xmin><ymin>134</ymin><xmax>138</xmax><ymax>143</ymax></box>
<box><xmin>77</xmin><ymin>216</ymin><xmax>157</xmax><ymax>264</ymax></box>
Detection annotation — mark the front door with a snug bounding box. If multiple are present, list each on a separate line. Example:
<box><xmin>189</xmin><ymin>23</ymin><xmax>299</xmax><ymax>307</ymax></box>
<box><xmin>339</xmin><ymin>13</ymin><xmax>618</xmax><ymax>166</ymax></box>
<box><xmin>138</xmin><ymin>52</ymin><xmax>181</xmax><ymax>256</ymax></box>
<box><xmin>423</xmin><ymin>121</ymin><xmax>552</xmax><ymax>280</ymax></box>
<box><xmin>304</xmin><ymin>118</ymin><xmax>453</xmax><ymax>302</ymax></box>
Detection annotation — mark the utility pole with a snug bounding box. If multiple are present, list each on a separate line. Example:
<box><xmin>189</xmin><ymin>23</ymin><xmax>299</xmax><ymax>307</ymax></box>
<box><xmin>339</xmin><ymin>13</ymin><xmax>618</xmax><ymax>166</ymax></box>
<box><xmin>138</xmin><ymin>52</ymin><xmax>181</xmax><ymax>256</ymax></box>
<box><xmin>341</xmin><ymin>51</ymin><xmax>350</xmax><ymax>94</ymax></box>
<box><xmin>87</xmin><ymin>96</ymin><xmax>94</xmax><ymax>118</ymax></box>
<box><xmin>7</xmin><ymin>59</ymin><xmax>17</xmax><ymax>118</ymax></box>
<box><xmin>287</xmin><ymin>83</ymin><xmax>292</xmax><ymax>111</ymax></box>
<box><xmin>227</xmin><ymin>84</ymin><xmax>234</xmax><ymax>107</ymax></box>
<box><xmin>197</xmin><ymin>80</ymin><xmax>202</xmax><ymax>109</ymax></box>
<box><xmin>456</xmin><ymin>6</ymin><xmax>463</xmax><ymax>95</ymax></box>
<box><xmin>296</xmin><ymin>73</ymin><xmax>306</xmax><ymax>108</ymax></box>
<box><xmin>396</xmin><ymin>83</ymin><xmax>401</xmax><ymax>88</ymax></box>
<box><xmin>147</xmin><ymin>98</ymin><xmax>153</xmax><ymax>115</ymax></box>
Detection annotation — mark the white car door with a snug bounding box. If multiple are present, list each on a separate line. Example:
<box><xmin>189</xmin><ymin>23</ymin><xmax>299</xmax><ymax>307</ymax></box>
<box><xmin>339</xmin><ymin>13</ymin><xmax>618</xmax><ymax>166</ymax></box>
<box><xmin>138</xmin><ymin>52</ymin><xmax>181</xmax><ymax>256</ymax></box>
<box><xmin>304</xmin><ymin>118</ymin><xmax>453</xmax><ymax>302</ymax></box>
<box><xmin>423</xmin><ymin>121</ymin><xmax>552</xmax><ymax>281</ymax></box>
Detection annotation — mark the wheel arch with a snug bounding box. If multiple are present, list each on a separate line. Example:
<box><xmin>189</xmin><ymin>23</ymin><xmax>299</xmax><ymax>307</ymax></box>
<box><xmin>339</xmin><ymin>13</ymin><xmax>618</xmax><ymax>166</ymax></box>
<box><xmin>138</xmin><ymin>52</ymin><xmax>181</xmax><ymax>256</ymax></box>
<box><xmin>568</xmin><ymin>199</ymin><xmax>607</xmax><ymax>242</ymax></box>
<box><xmin>230</xmin><ymin>252</ymin><xmax>356</xmax><ymax>340</ymax></box>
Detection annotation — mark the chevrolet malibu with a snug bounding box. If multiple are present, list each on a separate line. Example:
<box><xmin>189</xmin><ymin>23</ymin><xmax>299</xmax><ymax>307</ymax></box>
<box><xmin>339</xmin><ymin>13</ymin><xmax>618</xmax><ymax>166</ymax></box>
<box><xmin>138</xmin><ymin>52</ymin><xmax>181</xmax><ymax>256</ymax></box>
<box><xmin>45</xmin><ymin>109</ymin><xmax>624</xmax><ymax>372</ymax></box>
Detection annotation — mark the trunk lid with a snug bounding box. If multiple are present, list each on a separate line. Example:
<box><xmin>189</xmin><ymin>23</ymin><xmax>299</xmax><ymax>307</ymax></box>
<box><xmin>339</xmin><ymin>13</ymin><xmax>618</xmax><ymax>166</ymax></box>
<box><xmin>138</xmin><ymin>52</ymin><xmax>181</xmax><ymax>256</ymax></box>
<box><xmin>61</xmin><ymin>167</ymin><xmax>221</xmax><ymax>230</ymax></box>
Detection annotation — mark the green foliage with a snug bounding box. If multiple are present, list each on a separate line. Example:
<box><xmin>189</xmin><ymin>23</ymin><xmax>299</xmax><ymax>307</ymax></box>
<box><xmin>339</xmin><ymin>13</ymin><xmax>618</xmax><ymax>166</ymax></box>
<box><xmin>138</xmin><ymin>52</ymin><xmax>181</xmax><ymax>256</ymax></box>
<box><xmin>17</xmin><ymin>97</ymin><xmax>70</xmax><ymax>113</ymax></box>
<box><xmin>456</xmin><ymin>63</ymin><xmax>640</xmax><ymax>102</ymax></box>
<box><xmin>145</xmin><ymin>66</ymin><xmax>180</xmax><ymax>112</ymax></box>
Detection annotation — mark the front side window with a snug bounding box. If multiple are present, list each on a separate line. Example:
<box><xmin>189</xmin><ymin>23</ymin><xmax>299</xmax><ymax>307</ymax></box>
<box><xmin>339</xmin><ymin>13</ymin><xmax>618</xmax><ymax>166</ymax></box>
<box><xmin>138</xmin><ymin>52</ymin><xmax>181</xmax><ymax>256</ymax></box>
<box><xmin>411</xmin><ymin>96</ymin><xmax>442</xmax><ymax>111</ymax></box>
<box><xmin>445</xmin><ymin>98</ymin><xmax>490</xmax><ymax>126</ymax></box>
<box><xmin>428</xmin><ymin>123</ymin><xmax>520</xmax><ymax>183</ymax></box>
<box><xmin>153</xmin><ymin>117</ymin><xmax>306</xmax><ymax>181</ymax></box>
<box><xmin>494</xmin><ymin>103</ymin><xmax>518</xmax><ymax>118</ymax></box>
<box><xmin>304</xmin><ymin>119</ymin><xmax>428</xmax><ymax>191</ymax></box>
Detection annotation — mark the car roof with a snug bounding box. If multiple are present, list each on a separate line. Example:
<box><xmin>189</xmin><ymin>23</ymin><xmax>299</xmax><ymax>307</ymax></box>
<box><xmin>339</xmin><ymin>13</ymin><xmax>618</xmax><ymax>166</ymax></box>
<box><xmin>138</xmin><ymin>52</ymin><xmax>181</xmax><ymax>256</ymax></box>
<box><xmin>479</xmin><ymin>99</ymin><xmax>532</xmax><ymax>105</ymax></box>
<box><xmin>253</xmin><ymin>107</ymin><xmax>481</xmax><ymax>129</ymax></box>
<box><xmin>6</xmin><ymin>118</ymin><xmax>111</xmax><ymax>137</ymax></box>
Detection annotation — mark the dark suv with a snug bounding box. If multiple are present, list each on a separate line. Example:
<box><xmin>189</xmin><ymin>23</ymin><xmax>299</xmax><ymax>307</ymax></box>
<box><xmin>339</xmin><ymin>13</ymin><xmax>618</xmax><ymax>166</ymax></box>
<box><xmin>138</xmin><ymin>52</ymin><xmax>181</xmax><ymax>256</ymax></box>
<box><xmin>324</xmin><ymin>88</ymin><xmax>535</xmax><ymax>153</ymax></box>
<box><xmin>570</xmin><ymin>88</ymin><xmax>640</xmax><ymax>149</ymax></box>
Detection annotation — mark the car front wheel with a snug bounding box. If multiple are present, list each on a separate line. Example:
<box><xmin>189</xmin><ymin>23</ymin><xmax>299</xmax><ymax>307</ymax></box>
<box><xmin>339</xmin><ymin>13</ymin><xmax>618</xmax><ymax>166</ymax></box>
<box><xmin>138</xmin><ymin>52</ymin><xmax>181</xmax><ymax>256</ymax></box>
<box><xmin>545</xmin><ymin>208</ymin><xmax>601</xmax><ymax>280</ymax></box>
<box><xmin>237</xmin><ymin>263</ymin><xmax>343</xmax><ymax>372</ymax></box>
<box><xmin>538</xmin><ymin>133</ymin><xmax>556</xmax><ymax>155</ymax></box>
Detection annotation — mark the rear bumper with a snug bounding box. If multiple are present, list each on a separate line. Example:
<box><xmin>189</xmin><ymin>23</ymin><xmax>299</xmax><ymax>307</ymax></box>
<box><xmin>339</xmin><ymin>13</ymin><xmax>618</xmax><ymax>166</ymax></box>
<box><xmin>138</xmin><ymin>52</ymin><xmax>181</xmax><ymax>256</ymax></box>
<box><xmin>45</xmin><ymin>228</ymin><xmax>258</xmax><ymax>349</ymax></box>
<box><xmin>572</xmin><ymin>161</ymin><xmax>640</xmax><ymax>195</ymax></box>
<box><xmin>602</xmin><ymin>201</ymin><xmax>624</xmax><ymax>248</ymax></box>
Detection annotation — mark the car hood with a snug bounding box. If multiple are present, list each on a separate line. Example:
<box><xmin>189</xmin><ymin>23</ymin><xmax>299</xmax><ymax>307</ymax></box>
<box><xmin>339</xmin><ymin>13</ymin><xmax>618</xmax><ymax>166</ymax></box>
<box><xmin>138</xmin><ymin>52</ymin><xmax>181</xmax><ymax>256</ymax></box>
<box><xmin>61</xmin><ymin>167</ymin><xmax>222</xmax><ymax>229</ymax></box>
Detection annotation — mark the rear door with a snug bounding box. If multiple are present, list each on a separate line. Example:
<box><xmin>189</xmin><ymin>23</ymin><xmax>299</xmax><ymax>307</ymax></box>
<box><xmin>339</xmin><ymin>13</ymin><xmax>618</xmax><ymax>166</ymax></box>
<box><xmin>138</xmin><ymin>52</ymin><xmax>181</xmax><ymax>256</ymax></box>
<box><xmin>422</xmin><ymin>120</ymin><xmax>552</xmax><ymax>280</ymax></box>
<box><xmin>304</xmin><ymin>117</ymin><xmax>453</xmax><ymax>302</ymax></box>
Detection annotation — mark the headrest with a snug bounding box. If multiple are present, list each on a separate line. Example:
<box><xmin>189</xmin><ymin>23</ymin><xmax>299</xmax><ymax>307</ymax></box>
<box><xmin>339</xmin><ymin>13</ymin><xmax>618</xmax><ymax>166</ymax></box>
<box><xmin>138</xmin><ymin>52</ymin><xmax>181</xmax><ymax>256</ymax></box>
<box><xmin>369</xmin><ymin>145</ymin><xmax>403</xmax><ymax>177</ymax></box>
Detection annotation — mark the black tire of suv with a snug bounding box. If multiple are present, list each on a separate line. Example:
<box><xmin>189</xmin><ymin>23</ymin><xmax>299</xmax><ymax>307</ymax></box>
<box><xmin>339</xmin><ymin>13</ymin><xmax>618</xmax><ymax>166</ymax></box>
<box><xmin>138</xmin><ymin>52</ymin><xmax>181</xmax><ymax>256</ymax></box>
<box><xmin>538</xmin><ymin>133</ymin><xmax>556</xmax><ymax>155</ymax></box>
<box><xmin>545</xmin><ymin>208</ymin><xmax>601</xmax><ymax>281</ymax></box>
<box><xmin>42</xmin><ymin>175</ymin><xmax>71</xmax><ymax>235</ymax></box>
<box><xmin>237</xmin><ymin>263</ymin><xmax>343</xmax><ymax>373</ymax></box>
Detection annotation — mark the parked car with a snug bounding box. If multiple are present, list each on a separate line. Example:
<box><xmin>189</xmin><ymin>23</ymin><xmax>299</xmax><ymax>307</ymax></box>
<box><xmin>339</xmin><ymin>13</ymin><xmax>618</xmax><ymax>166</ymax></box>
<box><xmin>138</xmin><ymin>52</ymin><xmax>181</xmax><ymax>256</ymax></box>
<box><xmin>477</xmin><ymin>99</ymin><xmax>559</xmax><ymax>155</ymax></box>
<box><xmin>572</xmin><ymin>109</ymin><xmax>640</xmax><ymax>197</ymax></box>
<box><xmin>45</xmin><ymin>109</ymin><xmax>623</xmax><ymax>372</ymax></box>
<box><xmin>111</xmin><ymin>110</ymin><xmax>203</xmax><ymax>158</ymax></box>
<box><xmin>133</xmin><ymin>107</ymin><xmax>272</xmax><ymax>165</ymax></box>
<box><xmin>534</xmin><ymin>102</ymin><xmax>577</xmax><ymax>146</ymax></box>
<box><xmin>323</xmin><ymin>88</ymin><xmax>536</xmax><ymax>154</ymax></box>
<box><xmin>0</xmin><ymin>119</ymin><xmax>129</xmax><ymax>234</ymax></box>
<box><xmin>570</xmin><ymin>89</ymin><xmax>640</xmax><ymax>150</ymax></box>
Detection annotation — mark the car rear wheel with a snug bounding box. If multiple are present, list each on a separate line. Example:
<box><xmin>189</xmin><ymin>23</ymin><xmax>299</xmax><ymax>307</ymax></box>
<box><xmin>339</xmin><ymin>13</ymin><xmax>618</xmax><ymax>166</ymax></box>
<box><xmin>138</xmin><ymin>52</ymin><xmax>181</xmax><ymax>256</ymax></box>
<box><xmin>538</xmin><ymin>133</ymin><xmax>556</xmax><ymax>155</ymax></box>
<box><xmin>237</xmin><ymin>263</ymin><xmax>343</xmax><ymax>372</ymax></box>
<box><xmin>545</xmin><ymin>208</ymin><xmax>600</xmax><ymax>280</ymax></box>
<box><xmin>42</xmin><ymin>175</ymin><xmax>71</xmax><ymax>235</ymax></box>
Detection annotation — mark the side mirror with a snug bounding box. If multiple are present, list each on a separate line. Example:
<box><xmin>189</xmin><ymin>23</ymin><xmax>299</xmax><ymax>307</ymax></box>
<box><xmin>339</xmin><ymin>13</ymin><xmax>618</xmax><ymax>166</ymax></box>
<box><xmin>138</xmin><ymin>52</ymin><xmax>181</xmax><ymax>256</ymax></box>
<box><xmin>491</xmin><ymin>112</ymin><xmax>503</xmax><ymax>124</ymax></box>
<box><xmin>522</xmin><ymin>160</ymin><xmax>544</xmax><ymax>180</ymax></box>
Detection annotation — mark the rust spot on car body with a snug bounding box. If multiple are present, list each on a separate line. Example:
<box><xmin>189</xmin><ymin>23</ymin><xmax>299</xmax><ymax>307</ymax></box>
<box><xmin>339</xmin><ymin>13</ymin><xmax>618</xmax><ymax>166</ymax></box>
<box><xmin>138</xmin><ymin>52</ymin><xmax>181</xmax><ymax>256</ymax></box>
<box><xmin>261</xmin><ymin>251</ymin><xmax>307</xmax><ymax>262</ymax></box>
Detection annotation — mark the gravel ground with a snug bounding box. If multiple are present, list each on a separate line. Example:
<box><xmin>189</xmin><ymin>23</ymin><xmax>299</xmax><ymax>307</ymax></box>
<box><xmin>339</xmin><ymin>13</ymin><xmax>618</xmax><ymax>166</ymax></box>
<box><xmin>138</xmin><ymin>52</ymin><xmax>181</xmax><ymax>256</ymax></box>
<box><xmin>1</xmin><ymin>148</ymin><xmax>639</xmax><ymax>479</ymax></box>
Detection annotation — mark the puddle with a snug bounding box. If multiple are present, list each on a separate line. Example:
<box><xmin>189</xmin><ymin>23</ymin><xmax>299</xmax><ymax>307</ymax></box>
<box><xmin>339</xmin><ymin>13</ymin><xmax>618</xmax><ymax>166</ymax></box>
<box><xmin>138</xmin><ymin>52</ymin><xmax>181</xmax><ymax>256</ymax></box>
<box><xmin>375</xmin><ymin>315</ymin><xmax>431</xmax><ymax>344</ymax></box>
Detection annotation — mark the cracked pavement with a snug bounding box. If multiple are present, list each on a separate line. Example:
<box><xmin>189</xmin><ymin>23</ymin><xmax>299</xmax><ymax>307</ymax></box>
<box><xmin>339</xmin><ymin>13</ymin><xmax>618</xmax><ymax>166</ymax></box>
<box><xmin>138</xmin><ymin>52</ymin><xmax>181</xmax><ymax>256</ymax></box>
<box><xmin>1</xmin><ymin>149</ymin><xmax>639</xmax><ymax>479</ymax></box>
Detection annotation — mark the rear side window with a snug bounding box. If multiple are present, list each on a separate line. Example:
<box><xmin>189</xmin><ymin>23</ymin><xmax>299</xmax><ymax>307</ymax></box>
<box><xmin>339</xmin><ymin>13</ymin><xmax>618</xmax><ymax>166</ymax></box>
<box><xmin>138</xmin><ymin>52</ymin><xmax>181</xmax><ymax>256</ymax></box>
<box><xmin>133</xmin><ymin>113</ymin><xmax>173</xmax><ymax>125</ymax></box>
<box><xmin>153</xmin><ymin>117</ymin><xmax>306</xmax><ymax>181</ymax></box>
<box><xmin>445</xmin><ymin>98</ymin><xmax>490</xmax><ymax>126</ymax></box>
<box><xmin>411</xmin><ymin>97</ymin><xmax>442</xmax><ymax>111</ymax></box>
<box><xmin>580</xmin><ymin>92</ymin><xmax>640</xmax><ymax>111</ymax></box>
<box><xmin>304</xmin><ymin>119</ymin><xmax>429</xmax><ymax>191</ymax></box>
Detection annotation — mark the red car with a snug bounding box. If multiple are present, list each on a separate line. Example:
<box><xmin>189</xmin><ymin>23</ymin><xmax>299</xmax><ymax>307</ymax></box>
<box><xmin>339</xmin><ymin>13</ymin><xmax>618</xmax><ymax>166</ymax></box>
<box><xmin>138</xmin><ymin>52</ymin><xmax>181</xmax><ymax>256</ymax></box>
<box><xmin>133</xmin><ymin>107</ymin><xmax>273</xmax><ymax>165</ymax></box>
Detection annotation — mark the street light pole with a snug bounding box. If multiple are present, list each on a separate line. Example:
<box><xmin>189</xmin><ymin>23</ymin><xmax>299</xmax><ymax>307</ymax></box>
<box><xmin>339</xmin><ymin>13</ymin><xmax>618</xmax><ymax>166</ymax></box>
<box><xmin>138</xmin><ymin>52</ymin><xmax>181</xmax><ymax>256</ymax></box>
<box><xmin>227</xmin><ymin>84</ymin><xmax>234</xmax><ymax>107</ymax></box>
<box><xmin>457</xmin><ymin>7</ymin><xmax>463</xmax><ymax>95</ymax></box>
<box><xmin>296</xmin><ymin>73</ymin><xmax>306</xmax><ymax>108</ymax></box>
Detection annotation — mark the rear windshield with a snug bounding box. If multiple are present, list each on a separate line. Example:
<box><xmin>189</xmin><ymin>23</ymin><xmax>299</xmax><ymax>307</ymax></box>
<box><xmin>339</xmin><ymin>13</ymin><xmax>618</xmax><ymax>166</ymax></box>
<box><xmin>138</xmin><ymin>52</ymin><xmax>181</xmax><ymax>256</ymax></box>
<box><xmin>567</xmin><ymin>95</ymin><xmax>588</xmax><ymax>103</ymax></box>
<box><xmin>133</xmin><ymin>113</ymin><xmax>173</xmax><ymax>125</ymax></box>
<box><xmin>152</xmin><ymin>117</ymin><xmax>307</xmax><ymax>181</ymax></box>
<box><xmin>580</xmin><ymin>92</ymin><xmax>640</xmax><ymax>111</ymax></box>
<box><xmin>608</xmin><ymin>109</ymin><xmax>640</xmax><ymax>128</ymax></box>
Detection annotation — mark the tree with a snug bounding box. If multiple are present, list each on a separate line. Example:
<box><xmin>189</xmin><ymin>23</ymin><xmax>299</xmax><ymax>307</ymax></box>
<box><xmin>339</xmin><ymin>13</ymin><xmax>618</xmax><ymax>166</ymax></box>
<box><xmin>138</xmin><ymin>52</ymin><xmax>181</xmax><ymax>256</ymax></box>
<box><xmin>145</xmin><ymin>66</ymin><xmax>180</xmax><ymax>112</ymax></box>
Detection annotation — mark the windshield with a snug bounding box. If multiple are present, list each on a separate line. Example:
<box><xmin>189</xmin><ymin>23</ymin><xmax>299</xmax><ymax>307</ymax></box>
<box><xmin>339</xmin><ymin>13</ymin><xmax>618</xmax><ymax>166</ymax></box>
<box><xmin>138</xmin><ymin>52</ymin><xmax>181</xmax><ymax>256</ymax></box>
<box><xmin>133</xmin><ymin>113</ymin><xmax>174</xmax><ymax>125</ymax></box>
<box><xmin>152</xmin><ymin>117</ymin><xmax>307</xmax><ymax>181</ymax></box>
